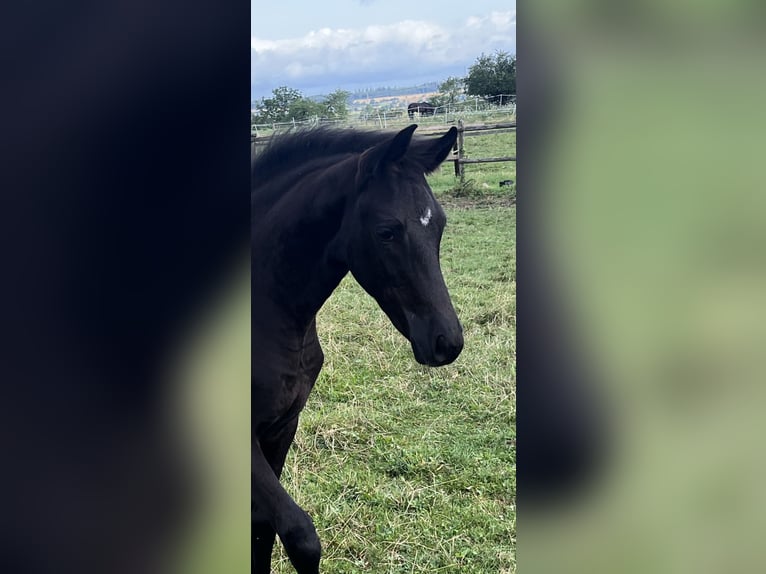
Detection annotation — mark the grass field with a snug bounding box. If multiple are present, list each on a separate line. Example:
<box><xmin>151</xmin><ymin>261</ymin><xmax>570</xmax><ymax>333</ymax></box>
<box><xmin>181</xmin><ymin>126</ymin><xmax>515</xmax><ymax>573</ymax></box>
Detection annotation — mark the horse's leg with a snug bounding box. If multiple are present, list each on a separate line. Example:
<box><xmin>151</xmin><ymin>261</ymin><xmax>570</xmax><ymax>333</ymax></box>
<box><xmin>252</xmin><ymin>419</ymin><xmax>300</xmax><ymax>573</ymax></box>
<box><xmin>252</xmin><ymin>518</ymin><xmax>276</xmax><ymax>573</ymax></box>
<box><xmin>252</xmin><ymin>321</ymin><xmax>324</xmax><ymax>572</ymax></box>
<box><xmin>252</xmin><ymin>436</ymin><xmax>321</xmax><ymax>574</ymax></box>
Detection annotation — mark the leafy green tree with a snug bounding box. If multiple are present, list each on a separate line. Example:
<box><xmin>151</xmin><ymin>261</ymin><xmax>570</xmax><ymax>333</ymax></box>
<box><xmin>255</xmin><ymin>86</ymin><xmax>303</xmax><ymax>122</ymax></box>
<box><xmin>438</xmin><ymin>76</ymin><xmax>464</xmax><ymax>105</ymax></box>
<box><xmin>252</xmin><ymin>86</ymin><xmax>353</xmax><ymax>123</ymax></box>
<box><xmin>288</xmin><ymin>98</ymin><xmax>324</xmax><ymax>121</ymax></box>
<box><xmin>322</xmin><ymin>89</ymin><xmax>350</xmax><ymax>120</ymax></box>
<box><xmin>429</xmin><ymin>76</ymin><xmax>465</xmax><ymax>111</ymax></box>
<box><xmin>465</xmin><ymin>51</ymin><xmax>516</xmax><ymax>104</ymax></box>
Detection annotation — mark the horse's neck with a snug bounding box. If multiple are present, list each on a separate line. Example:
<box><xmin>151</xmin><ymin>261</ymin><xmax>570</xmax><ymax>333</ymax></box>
<box><xmin>253</xmin><ymin>157</ymin><xmax>356</xmax><ymax>334</ymax></box>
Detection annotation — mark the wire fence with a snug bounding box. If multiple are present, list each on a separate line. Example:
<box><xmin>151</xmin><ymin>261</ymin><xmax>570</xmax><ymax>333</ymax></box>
<box><xmin>251</xmin><ymin>95</ymin><xmax>516</xmax><ymax>137</ymax></box>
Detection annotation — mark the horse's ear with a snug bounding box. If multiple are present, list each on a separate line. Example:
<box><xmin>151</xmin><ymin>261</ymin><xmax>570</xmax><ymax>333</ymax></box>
<box><xmin>415</xmin><ymin>126</ymin><xmax>458</xmax><ymax>174</ymax></box>
<box><xmin>357</xmin><ymin>124</ymin><xmax>418</xmax><ymax>183</ymax></box>
<box><xmin>384</xmin><ymin>124</ymin><xmax>418</xmax><ymax>164</ymax></box>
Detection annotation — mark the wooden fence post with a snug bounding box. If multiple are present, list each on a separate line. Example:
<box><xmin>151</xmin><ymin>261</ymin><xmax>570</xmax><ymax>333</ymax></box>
<box><xmin>457</xmin><ymin>119</ymin><xmax>465</xmax><ymax>183</ymax></box>
<box><xmin>453</xmin><ymin>137</ymin><xmax>459</xmax><ymax>177</ymax></box>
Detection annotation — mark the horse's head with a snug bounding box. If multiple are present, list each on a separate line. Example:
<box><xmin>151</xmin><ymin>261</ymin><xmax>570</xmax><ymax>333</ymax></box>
<box><xmin>338</xmin><ymin>125</ymin><xmax>463</xmax><ymax>366</ymax></box>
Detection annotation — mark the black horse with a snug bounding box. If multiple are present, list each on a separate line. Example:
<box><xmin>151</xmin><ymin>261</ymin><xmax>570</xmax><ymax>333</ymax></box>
<box><xmin>251</xmin><ymin>124</ymin><xmax>463</xmax><ymax>573</ymax></box>
<box><xmin>407</xmin><ymin>101</ymin><xmax>436</xmax><ymax>119</ymax></box>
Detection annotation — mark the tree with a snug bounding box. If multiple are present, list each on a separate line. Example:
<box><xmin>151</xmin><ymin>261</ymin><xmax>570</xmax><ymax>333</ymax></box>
<box><xmin>429</xmin><ymin>76</ymin><xmax>465</xmax><ymax>111</ymax></box>
<box><xmin>322</xmin><ymin>89</ymin><xmax>350</xmax><ymax>120</ymax></box>
<box><xmin>438</xmin><ymin>76</ymin><xmax>464</xmax><ymax>105</ymax></box>
<box><xmin>465</xmin><ymin>51</ymin><xmax>516</xmax><ymax>104</ymax></box>
<box><xmin>252</xmin><ymin>86</ymin><xmax>353</xmax><ymax>124</ymax></box>
<box><xmin>288</xmin><ymin>98</ymin><xmax>323</xmax><ymax>121</ymax></box>
<box><xmin>256</xmin><ymin>86</ymin><xmax>303</xmax><ymax>122</ymax></box>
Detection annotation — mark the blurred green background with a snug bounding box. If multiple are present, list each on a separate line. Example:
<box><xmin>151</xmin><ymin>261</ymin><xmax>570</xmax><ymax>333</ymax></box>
<box><xmin>522</xmin><ymin>2</ymin><xmax>766</xmax><ymax>573</ymax></box>
<box><xmin>173</xmin><ymin>262</ymin><xmax>251</xmax><ymax>574</ymax></box>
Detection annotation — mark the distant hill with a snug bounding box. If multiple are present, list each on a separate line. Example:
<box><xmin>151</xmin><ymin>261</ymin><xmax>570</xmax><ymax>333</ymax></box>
<box><xmin>302</xmin><ymin>81</ymin><xmax>442</xmax><ymax>104</ymax></box>
<box><xmin>349</xmin><ymin>82</ymin><xmax>441</xmax><ymax>100</ymax></box>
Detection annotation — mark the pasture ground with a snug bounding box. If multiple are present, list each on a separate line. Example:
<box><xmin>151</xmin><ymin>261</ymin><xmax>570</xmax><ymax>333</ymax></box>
<box><xmin>181</xmin><ymin>126</ymin><xmax>515</xmax><ymax>573</ymax></box>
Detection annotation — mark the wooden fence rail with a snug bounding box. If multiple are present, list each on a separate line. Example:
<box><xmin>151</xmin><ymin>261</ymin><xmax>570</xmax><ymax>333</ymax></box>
<box><xmin>458</xmin><ymin>157</ymin><xmax>517</xmax><ymax>165</ymax></box>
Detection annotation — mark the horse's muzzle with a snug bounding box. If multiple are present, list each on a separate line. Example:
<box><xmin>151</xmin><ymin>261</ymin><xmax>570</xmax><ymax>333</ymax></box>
<box><xmin>410</xmin><ymin>319</ymin><xmax>463</xmax><ymax>367</ymax></box>
<box><xmin>432</xmin><ymin>332</ymin><xmax>463</xmax><ymax>366</ymax></box>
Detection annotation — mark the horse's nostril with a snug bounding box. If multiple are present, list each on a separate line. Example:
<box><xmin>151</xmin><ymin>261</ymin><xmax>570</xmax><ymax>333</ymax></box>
<box><xmin>434</xmin><ymin>335</ymin><xmax>449</xmax><ymax>359</ymax></box>
<box><xmin>432</xmin><ymin>333</ymin><xmax>462</xmax><ymax>365</ymax></box>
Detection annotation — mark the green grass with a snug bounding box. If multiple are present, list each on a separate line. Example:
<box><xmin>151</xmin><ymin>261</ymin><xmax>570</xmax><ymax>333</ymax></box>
<box><xmin>272</xmin><ymin>201</ymin><xmax>516</xmax><ymax>573</ymax></box>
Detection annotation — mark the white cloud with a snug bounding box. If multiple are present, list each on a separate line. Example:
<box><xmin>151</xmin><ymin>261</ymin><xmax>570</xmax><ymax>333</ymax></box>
<box><xmin>491</xmin><ymin>10</ymin><xmax>516</xmax><ymax>29</ymax></box>
<box><xmin>466</xmin><ymin>16</ymin><xmax>483</xmax><ymax>29</ymax></box>
<box><xmin>251</xmin><ymin>10</ymin><xmax>515</xmax><ymax>96</ymax></box>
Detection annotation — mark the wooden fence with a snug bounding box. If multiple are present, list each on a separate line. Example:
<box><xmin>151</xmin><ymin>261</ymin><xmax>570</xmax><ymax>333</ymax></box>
<box><xmin>453</xmin><ymin>119</ymin><xmax>515</xmax><ymax>181</ymax></box>
<box><xmin>412</xmin><ymin>120</ymin><xmax>516</xmax><ymax>181</ymax></box>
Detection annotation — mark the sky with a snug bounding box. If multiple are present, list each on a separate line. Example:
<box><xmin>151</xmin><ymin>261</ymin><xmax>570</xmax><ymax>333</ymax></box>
<box><xmin>251</xmin><ymin>0</ymin><xmax>516</xmax><ymax>99</ymax></box>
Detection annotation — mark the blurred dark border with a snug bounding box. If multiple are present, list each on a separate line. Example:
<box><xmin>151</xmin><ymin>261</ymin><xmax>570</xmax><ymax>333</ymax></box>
<box><xmin>515</xmin><ymin>13</ymin><xmax>609</xmax><ymax>508</ymax></box>
<box><xmin>0</xmin><ymin>2</ymin><xmax>250</xmax><ymax>572</ymax></box>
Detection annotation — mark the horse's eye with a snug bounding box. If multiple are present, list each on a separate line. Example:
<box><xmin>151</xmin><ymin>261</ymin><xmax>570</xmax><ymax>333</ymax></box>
<box><xmin>376</xmin><ymin>228</ymin><xmax>395</xmax><ymax>242</ymax></box>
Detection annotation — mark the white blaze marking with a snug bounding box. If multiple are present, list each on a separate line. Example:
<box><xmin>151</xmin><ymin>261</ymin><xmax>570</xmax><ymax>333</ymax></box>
<box><xmin>419</xmin><ymin>207</ymin><xmax>432</xmax><ymax>227</ymax></box>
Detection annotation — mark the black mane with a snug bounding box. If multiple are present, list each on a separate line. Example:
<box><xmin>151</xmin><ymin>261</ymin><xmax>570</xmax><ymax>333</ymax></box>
<box><xmin>251</xmin><ymin>126</ymin><xmax>450</xmax><ymax>212</ymax></box>
<box><xmin>252</xmin><ymin>127</ymin><xmax>394</xmax><ymax>185</ymax></box>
